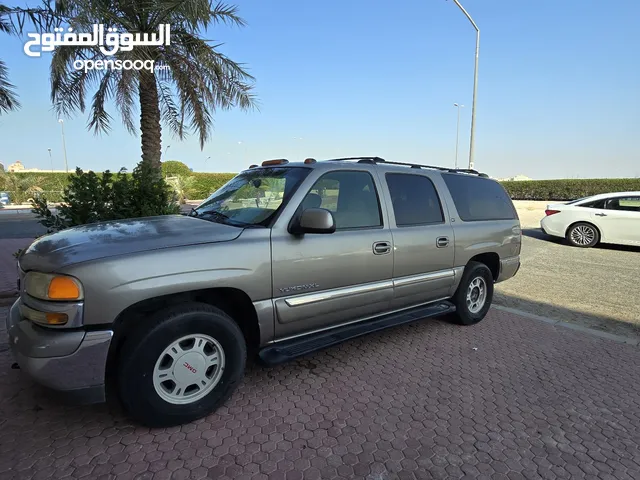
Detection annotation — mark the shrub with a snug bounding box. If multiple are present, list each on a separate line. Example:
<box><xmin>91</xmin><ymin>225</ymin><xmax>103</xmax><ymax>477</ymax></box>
<box><xmin>32</xmin><ymin>163</ymin><xmax>180</xmax><ymax>234</ymax></box>
<box><xmin>161</xmin><ymin>160</ymin><xmax>192</xmax><ymax>178</ymax></box>
<box><xmin>501</xmin><ymin>178</ymin><xmax>640</xmax><ymax>201</ymax></box>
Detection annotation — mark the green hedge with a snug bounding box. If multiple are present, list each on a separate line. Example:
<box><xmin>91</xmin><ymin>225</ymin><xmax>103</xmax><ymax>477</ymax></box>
<box><xmin>500</xmin><ymin>178</ymin><xmax>640</xmax><ymax>201</ymax></box>
<box><xmin>5</xmin><ymin>171</ymin><xmax>640</xmax><ymax>204</ymax></box>
<box><xmin>187</xmin><ymin>173</ymin><xmax>236</xmax><ymax>199</ymax></box>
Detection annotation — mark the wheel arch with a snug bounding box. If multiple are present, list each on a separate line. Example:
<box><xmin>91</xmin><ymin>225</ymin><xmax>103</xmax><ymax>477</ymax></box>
<box><xmin>467</xmin><ymin>252</ymin><xmax>500</xmax><ymax>281</ymax></box>
<box><xmin>104</xmin><ymin>287</ymin><xmax>262</xmax><ymax>395</ymax></box>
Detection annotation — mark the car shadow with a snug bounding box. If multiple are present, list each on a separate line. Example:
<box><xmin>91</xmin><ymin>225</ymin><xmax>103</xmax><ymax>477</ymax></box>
<box><xmin>522</xmin><ymin>228</ymin><xmax>640</xmax><ymax>252</ymax></box>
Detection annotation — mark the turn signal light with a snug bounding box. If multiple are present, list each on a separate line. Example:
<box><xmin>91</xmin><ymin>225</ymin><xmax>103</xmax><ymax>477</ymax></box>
<box><xmin>261</xmin><ymin>159</ymin><xmax>289</xmax><ymax>166</ymax></box>
<box><xmin>545</xmin><ymin>209</ymin><xmax>561</xmax><ymax>216</ymax></box>
<box><xmin>304</xmin><ymin>158</ymin><xmax>317</xmax><ymax>164</ymax></box>
<box><xmin>48</xmin><ymin>276</ymin><xmax>81</xmax><ymax>300</ymax></box>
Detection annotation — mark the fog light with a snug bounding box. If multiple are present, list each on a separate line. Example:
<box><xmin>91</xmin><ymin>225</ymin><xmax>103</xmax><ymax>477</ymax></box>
<box><xmin>20</xmin><ymin>304</ymin><xmax>68</xmax><ymax>326</ymax></box>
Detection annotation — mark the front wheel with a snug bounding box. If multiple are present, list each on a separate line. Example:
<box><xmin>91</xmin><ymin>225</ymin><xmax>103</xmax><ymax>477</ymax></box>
<box><xmin>117</xmin><ymin>303</ymin><xmax>246</xmax><ymax>428</ymax></box>
<box><xmin>451</xmin><ymin>261</ymin><xmax>494</xmax><ymax>325</ymax></box>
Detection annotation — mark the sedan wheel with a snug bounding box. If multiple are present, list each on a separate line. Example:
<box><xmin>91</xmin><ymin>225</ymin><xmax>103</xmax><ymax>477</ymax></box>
<box><xmin>567</xmin><ymin>222</ymin><xmax>599</xmax><ymax>248</ymax></box>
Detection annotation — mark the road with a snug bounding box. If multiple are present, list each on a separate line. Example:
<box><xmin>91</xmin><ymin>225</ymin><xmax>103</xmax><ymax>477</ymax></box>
<box><xmin>495</xmin><ymin>230</ymin><xmax>640</xmax><ymax>338</ymax></box>
<box><xmin>0</xmin><ymin>216</ymin><xmax>46</xmax><ymax>239</ymax></box>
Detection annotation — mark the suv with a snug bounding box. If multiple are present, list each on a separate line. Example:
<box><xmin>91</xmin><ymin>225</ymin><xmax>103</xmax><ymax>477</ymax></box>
<box><xmin>7</xmin><ymin>157</ymin><xmax>521</xmax><ymax>427</ymax></box>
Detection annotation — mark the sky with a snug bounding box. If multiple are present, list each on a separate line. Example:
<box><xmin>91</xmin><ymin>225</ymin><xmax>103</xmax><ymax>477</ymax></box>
<box><xmin>0</xmin><ymin>0</ymin><xmax>639</xmax><ymax>180</ymax></box>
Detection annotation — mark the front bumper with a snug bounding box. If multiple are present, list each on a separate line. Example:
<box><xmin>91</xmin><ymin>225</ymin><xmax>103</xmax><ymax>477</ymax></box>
<box><xmin>6</xmin><ymin>298</ymin><xmax>113</xmax><ymax>404</ymax></box>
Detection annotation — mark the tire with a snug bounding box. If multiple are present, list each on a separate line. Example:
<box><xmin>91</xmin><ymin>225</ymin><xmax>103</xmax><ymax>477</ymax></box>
<box><xmin>117</xmin><ymin>302</ymin><xmax>246</xmax><ymax>428</ymax></box>
<box><xmin>566</xmin><ymin>222</ymin><xmax>599</xmax><ymax>248</ymax></box>
<box><xmin>451</xmin><ymin>261</ymin><xmax>494</xmax><ymax>325</ymax></box>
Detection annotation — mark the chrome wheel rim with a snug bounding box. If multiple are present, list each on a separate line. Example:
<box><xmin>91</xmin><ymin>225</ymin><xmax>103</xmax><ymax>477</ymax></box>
<box><xmin>466</xmin><ymin>277</ymin><xmax>487</xmax><ymax>314</ymax></box>
<box><xmin>570</xmin><ymin>225</ymin><xmax>595</xmax><ymax>246</ymax></box>
<box><xmin>152</xmin><ymin>334</ymin><xmax>225</xmax><ymax>405</ymax></box>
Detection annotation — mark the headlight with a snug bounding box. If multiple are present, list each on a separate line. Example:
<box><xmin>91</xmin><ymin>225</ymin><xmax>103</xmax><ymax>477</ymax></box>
<box><xmin>24</xmin><ymin>272</ymin><xmax>84</xmax><ymax>301</ymax></box>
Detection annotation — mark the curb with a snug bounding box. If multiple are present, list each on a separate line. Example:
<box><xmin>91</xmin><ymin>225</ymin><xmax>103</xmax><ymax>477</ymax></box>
<box><xmin>492</xmin><ymin>305</ymin><xmax>640</xmax><ymax>346</ymax></box>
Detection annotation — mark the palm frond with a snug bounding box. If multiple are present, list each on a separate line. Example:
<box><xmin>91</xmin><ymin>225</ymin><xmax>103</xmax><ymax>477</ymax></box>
<box><xmin>87</xmin><ymin>70</ymin><xmax>115</xmax><ymax>134</ymax></box>
<box><xmin>0</xmin><ymin>58</ymin><xmax>20</xmax><ymax>114</ymax></box>
<box><xmin>114</xmin><ymin>67</ymin><xmax>137</xmax><ymax>134</ymax></box>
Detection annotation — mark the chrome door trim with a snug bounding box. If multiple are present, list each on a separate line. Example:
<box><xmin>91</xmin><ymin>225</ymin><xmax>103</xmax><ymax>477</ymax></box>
<box><xmin>393</xmin><ymin>269</ymin><xmax>455</xmax><ymax>288</ymax></box>
<box><xmin>284</xmin><ymin>279</ymin><xmax>394</xmax><ymax>307</ymax></box>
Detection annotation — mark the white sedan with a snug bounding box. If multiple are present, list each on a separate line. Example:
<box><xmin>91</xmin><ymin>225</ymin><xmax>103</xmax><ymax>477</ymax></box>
<box><xmin>540</xmin><ymin>191</ymin><xmax>640</xmax><ymax>248</ymax></box>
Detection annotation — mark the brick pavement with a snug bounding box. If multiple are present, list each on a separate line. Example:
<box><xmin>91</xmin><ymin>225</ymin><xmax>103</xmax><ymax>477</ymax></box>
<box><xmin>0</xmin><ymin>239</ymin><xmax>32</xmax><ymax>298</ymax></box>
<box><xmin>0</xmin><ymin>306</ymin><xmax>639</xmax><ymax>480</ymax></box>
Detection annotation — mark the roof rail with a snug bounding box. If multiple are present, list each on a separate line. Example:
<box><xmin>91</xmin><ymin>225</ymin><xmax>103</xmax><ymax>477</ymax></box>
<box><xmin>324</xmin><ymin>157</ymin><xmax>488</xmax><ymax>176</ymax></box>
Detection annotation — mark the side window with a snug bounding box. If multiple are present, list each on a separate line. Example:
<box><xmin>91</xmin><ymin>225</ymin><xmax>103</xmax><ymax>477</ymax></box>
<box><xmin>302</xmin><ymin>171</ymin><xmax>382</xmax><ymax>229</ymax></box>
<box><xmin>581</xmin><ymin>199</ymin><xmax>606</xmax><ymax>209</ymax></box>
<box><xmin>385</xmin><ymin>173</ymin><xmax>444</xmax><ymax>226</ymax></box>
<box><xmin>442</xmin><ymin>173</ymin><xmax>517</xmax><ymax>221</ymax></box>
<box><xmin>604</xmin><ymin>197</ymin><xmax>640</xmax><ymax>212</ymax></box>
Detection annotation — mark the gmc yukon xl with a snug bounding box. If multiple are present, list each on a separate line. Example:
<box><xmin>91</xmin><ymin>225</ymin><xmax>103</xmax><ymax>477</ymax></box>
<box><xmin>7</xmin><ymin>156</ymin><xmax>521</xmax><ymax>427</ymax></box>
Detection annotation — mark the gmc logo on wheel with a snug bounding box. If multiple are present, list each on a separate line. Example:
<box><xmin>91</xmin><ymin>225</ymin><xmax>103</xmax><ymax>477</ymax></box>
<box><xmin>183</xmin><ymin>362</ymin><xmax>197</xmax><ymax>374</ymax></box>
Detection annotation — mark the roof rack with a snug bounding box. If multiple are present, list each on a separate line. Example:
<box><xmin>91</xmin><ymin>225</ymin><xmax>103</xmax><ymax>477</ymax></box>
<box><xmin>324</xmin><ymin>157</ymin><xmax>488</xmax><ymax>177</ymax></box>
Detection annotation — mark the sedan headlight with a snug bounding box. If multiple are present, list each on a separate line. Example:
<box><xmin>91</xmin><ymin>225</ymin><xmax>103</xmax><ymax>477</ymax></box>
<box><xmin>24</xmin><ymin>272</ymin><xmax>84</xmax><ymax>301</ymax></box>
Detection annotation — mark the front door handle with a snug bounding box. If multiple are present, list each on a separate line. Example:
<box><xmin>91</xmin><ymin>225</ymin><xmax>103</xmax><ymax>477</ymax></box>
<box><xmin>595</xmin><ymin>213</ymin><xmax>607</xmax><ymax>217</ymax></box>
<box><xmin>436</xmin><ymin>236</ymin><xmax>449</xmax><ymax>248</ymax></box>
<box><xmin>373</xmin><ymin>241</ymin><xmax>391</xmax><ymax>255</ymax></box>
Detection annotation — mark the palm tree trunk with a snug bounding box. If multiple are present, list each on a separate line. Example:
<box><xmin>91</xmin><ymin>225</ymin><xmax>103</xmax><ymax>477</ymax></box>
<box><xmin>139</xmin><ymin>71</ymin><xmax>162</xmax><ymax>169</ymax></box>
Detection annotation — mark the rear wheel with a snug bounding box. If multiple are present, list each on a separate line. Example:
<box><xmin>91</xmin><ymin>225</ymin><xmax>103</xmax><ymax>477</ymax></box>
<box><xmin>451</xmin><ymin>261</ymin><xmax>494</xmax><ymax>325</ymax></box>
<box><xmin>566</xmin><ymin>222</ymin><xmax>599</xmax><ymax>248</ymax></box>
<box><xmin>117</xmin><ymin>303</ymin><xmax>246</xmax><ymax>428</ymax></box>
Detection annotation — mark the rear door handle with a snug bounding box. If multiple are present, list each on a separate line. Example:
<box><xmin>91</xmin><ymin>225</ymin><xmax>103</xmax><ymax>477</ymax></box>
<box><xmin>436</xmin><ymin>236</ymin><xmax>449</xmax><ymax>248</ymax></box>
<box><xmin>595</xmin><ymin>213</ymin><xmax>607</xmax><ymax>217</ymax></box>
<box><xmin>373</xmin><ymin>241</ymin><xmax>391</xmax><ymax>255</ymax></box>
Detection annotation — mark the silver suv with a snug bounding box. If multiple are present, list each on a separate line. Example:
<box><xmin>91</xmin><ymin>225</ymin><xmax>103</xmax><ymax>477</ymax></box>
<box><xmin>7</xmin><ymin>157</ymin><xmax>521</xmax><ymax>427</ymax></box>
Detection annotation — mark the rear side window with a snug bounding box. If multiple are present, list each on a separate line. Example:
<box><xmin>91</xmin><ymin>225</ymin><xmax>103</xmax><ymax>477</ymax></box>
<box><xmin>386</xmin><ymin>173</ymin><xmax>444</xmax><ymax>226</ymax></box>
<box><xmin>442</xmin><ymin>173</ymin><xmax>517</xmax><ymax>221</ymax></box>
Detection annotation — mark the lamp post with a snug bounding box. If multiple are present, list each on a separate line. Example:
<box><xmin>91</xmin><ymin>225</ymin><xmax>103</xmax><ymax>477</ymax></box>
<box><xmin>47</xmin><ymin>148</ymin><xmax>53</xmax><ymax>172</ymax></box>
<box><xmin>450</xmin><ymin>0</ymin><xmax>479</xmax><ymax>171</ymax></box>
<box><xmin>453</xmin><ymin>103</ymin><xmax>464</xmax><ymax>169</ymax></box>
<box><xmin>58</xmin><ymin>119</ymin><xmax>69</xmax><ymax>173</ymax></box>
<box><xmin>164</xmin><ymin>145</ymin><xmax>171</xmax><ymax>158</ymax></box>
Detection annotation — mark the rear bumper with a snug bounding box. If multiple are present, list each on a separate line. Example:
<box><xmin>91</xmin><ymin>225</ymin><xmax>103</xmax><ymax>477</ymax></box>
<box><xmin>540</xmin><ymin>216</ymin><xmax>564</xmax><ymax>238</ymax></box>
<box><xmin>6</xmin><ymin>298</ymin><xmax>112</xmax><ymax>404</ymax></box>
<box><xmin>496</xmin><ymin>255</ymin><xmax>520</xmax><ymax>283</ymax></box>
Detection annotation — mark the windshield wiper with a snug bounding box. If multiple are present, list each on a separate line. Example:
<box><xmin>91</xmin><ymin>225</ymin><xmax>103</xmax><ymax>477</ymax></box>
<box><xmin>198</xmin><ymin>209</ymin><xmax>230</xmax><ymax>221</ymax></box>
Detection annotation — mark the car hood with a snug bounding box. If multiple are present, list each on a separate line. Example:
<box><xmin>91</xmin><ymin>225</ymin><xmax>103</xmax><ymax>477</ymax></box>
<box><xmin>19</xmin><ymin>215</ymin><xmax>243</xmax><ymax>272</ymax></box>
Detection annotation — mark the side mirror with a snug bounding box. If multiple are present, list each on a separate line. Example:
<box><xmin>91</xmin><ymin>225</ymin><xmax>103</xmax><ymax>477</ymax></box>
<box><xmin>290</xmin><ymin>208</ymin><xmax>336</xmax><ymax>235</ymax></box>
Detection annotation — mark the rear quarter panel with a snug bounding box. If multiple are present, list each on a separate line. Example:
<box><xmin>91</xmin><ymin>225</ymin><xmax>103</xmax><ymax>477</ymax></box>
<box><xmin>433</xmin><ymin>174</ymin><xmax>522</xmax><ymax>284</ymax></box>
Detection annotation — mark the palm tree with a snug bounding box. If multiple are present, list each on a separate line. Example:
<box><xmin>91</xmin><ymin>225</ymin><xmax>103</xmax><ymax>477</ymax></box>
<box><xmin>50</xmin><ymin>0</ymin><xmax>257</xmax><ymax>170</ymax></box>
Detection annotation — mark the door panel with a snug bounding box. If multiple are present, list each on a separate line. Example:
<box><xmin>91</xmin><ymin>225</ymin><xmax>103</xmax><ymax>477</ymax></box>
<box><xmin>591</xmin><ymin>196</ymin><xmax>640</xmax><ymax>245</ymax></box>
<box><xmin>381</xmin><ymin>172</ymin><xmax>456</xmax><ymax>310</ymax></box>
<box><xmin>271</xmin><ymin>169</ymin><xmax>394</xmax><ymax>339</ymax></box>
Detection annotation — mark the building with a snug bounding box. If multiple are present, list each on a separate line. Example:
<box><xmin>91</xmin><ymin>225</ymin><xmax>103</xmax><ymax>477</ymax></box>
<box><xmin>6</xmin><ymin>161</ymin><xmax>67</xmax><ymax>173</ymax></box>
<box><xmin>497</xmin><ymin>174</ymin><xmax>532</xmax><ymax>182</ymax></box>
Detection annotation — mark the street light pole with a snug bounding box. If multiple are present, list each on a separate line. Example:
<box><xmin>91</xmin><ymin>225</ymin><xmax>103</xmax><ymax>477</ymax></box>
<box><xmin>58</xmin><ymin>119</ymin><xmax>69</xmax><ymax>173</ymax></box>
<box><xmin>47</xmin><ymin>148</ymin><xmax>53</xmax><ymax>172</ymax></box>
<box><xmin>453</xmin><ymin>103</ymin><xmax>464</xmax><ymax>169</ymax></box>
<box><xmin>451</xmin><ymin>0</ymin><xmax>480</xmax><ymax>171</ymax></box>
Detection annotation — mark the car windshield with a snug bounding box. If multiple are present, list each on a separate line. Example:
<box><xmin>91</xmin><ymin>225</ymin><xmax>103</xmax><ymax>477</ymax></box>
<box><xmin>190</xmin><ymin>166</ymin><xmax>311</xmax><ymax>227</ymax></box>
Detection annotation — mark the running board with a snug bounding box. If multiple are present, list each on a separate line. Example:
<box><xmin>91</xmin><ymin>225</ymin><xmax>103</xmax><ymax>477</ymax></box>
<box><xmin>258</xmin><ymin>301</ymin><xmax>456</xmax><ymax>366</ymax></box>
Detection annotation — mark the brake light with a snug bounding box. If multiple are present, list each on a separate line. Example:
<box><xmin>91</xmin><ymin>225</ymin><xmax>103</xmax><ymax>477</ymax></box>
<box><xmin>545</xmin><ymin>209</ymin><xmax>561</xmax><ymax>216</ymax></box>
